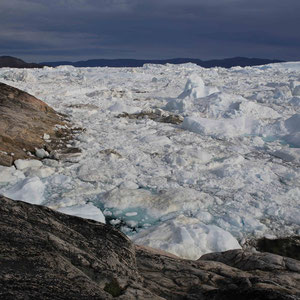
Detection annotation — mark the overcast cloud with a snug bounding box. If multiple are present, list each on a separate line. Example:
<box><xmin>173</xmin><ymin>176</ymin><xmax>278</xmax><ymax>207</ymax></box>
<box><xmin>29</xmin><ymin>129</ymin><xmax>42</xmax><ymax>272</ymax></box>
<box><xmin>0</xmin><ymin>0</ymin><xmax>299</xmax><ymax>62</ymax></box>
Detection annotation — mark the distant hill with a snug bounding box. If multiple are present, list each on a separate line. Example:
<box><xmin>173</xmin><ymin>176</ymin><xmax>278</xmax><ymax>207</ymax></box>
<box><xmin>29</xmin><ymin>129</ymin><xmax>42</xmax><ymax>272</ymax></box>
<box><xmin>42</xmin><ymin>57</ymin><xmax>284</xmax><ymax>68</ymax></box>
<box><xmin>0</xmin><ymin>56</ymin><xmax>43</xmax><ymax>68</ymax></box>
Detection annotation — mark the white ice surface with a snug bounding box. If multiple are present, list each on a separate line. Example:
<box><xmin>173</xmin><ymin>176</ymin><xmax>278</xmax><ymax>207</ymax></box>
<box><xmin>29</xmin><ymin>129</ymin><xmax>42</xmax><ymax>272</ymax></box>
<box><xmin>0</xmin><ymin>166</ymin><xmax>25</xmax><ymax>183</ymax></box>
<box><xmin>132</xmin><ymin>215</ymin><xmax>241</xmax><ymax>259</ymax></box>
<box><xmin>182</xmin><ymin>116</ymin><xmax>258</xmax><ymax>138</ymax></box>
<box><xmin>57</xmin><ymin>203</ymin><xmax>106</xmax><ymax>223</ymax></box>
<box><xmin>1</xmin><ymin>62</ymin><xmax>300</xmax><ymax>258</ymax></box>
<box><xmin>3</xmin><ymin>176</ymin><xmax>45</xmax><ymax>205</ymax></box>
<box><xmin>14</xmin><ymin>159</ymin><xmax>43</xmax><ymax>170</ymax></box>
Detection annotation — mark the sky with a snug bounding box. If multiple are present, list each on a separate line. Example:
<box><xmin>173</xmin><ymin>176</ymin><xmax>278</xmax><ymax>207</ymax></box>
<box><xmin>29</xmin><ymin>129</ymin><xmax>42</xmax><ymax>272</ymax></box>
<box><xmin>0</xmin><ymin>0</ymin><xmax>300</xmax><ymax>62</ymax></box>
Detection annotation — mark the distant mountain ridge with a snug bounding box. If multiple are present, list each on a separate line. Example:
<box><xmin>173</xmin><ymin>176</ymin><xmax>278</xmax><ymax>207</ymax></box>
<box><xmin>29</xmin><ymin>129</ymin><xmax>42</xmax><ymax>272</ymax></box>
<box><xmin>0</xmin><ymin>56</ymin><xmax>43</xmax><ymax>68</ymax></box>
<box><xmin>43</xmin><ymin>57</ymin><xmax>284</xmax><ymax>68</ymax></box>
<box><xmin>0</xmin><ymin>56</ymin><xmax>284</xmax><ymax>69</ymax></box>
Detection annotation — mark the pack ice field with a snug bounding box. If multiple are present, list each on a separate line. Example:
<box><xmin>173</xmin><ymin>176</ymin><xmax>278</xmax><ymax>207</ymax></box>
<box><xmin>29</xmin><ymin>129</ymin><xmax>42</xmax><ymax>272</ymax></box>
<box><xmin>0</xmin><ymin>62</ymin><xmax>299</xmax><ymax>259</ymax></box>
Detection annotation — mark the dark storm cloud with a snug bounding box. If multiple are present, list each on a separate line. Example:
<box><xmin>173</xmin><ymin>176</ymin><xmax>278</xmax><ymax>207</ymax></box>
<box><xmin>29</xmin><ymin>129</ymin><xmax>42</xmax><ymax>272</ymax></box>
<box><xmin>0</xmin><ymin>0</ymin><xmax>299</xmax><ymax>62</ymax></box>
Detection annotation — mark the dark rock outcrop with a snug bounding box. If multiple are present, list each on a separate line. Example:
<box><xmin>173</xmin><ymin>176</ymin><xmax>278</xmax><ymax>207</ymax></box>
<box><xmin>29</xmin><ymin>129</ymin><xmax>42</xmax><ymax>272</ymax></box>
<box><xmin>117</xmin><ymin>111</ymin><xmax>183</xmax><ymax>125</ymax></box>
<box><xmin>0</xmin><ymin>195</ymin><xmax>153</xmax><ymax>300</ymax></box>
<box><xmin>255</xmin><ymin>236</ymin><xmax>300</xmax><ymax>261</ymax></box>
<box><xmin>1</xmin><ymin>195</ymin><xmax>300</xmax><ymax>299</ymax></box>
<box><xmin>0</xmin><ymin>56</ymin><xmax>43</xmax><ymax>68</ymax></box>
<box><xmin>0</xmin><ymin>82</ymin><xmax>78</xmax><ymax>166</ymax></box>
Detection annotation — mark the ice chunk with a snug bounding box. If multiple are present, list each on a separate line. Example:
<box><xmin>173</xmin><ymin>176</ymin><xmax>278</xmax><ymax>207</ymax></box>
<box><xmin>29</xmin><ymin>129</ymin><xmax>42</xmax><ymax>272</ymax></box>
<box><xmin>132</xmin><ymin>215</ymin><xmax>241</xmax><ymax>259</ymax></box>
<box><xmin>273</xmin><ymin>148</ymin><xmax>300</xmax><ymax>163</ymax></box>
<box><xmin>199</xmin><ymin>93</ymin><xmax>243</xmax><ymax>118</ymax></box>
<box><xmin>35</xmin><ymin>148</ymin><xmax>49</xmax><ymax>159</ymax></box>
<box><xmin>182</xmin><ymin>116</ymin><xmax>259</xmax><ymax>138</ymax></box>
<box><xmin>48</xmin><ymin>174</ymin><xmax>72</xmax><ymax>185</ymax></box>
<box><xmin>179</xmin><ymin>74</ymin><xmax>218</xmax><ymax>99</ymax></box>
<box><xmin>165</xmin><ymin>74</ymin><xmax>218</xmax><ymax>113</ymax></box>
<box><xmin>180</xmin><ymin>92</ymin><xmax>280</xmax><ymax>119</ymax></box>
<box><xmin>253</xmin><ymin>136</ymin><xmax>265</xmax><ymax>147</ymax></box>
<box><xmin>43</xmin><ymin>133</ymin><xmax>50</xmax><ymax>140</ymax></box>
<box><xmin>178</xmin><ymin>75</ymin><xmax>207</xmax><ymax>99</ymax></box>
<box><xmin>238</xmin><ymin>101</ymin><xmax>280</xmax><ymax>119</ymax></box>
<box><xmin>292</xmin><ymin>85</ymin><xmax>300</xmax><ymax>96</ymax></box>
<box><xmin>125</xmin><ymin>212</ymin><xmax>138</xmax><ymax>217</ymax></box>
<box><xmin>164</xmin><ymin>148</ymin><xmax>212</xmax><ymax>167</ymax></box>
<box><xmin>284</xmin><ymin>114</ymin><xmax>300</xmax><ymax>147</ymax></box>
<box><xmin>108</xmin><ymin>102</ymin><xmax>141</xmax><ymax>114</ymax></box>
<box><xmin>24</xmin><ymin>167</ymin><xmax>55</xmax><ymax>178</ymax></box>
<box><xmin>14</xmin><ymin>159</ymin><xmax>43</xmax><ymax>170</ymax></box>
<box><xmin>196</xmin><ymin>211</ymin><xmax>213</xmax><ymax>223</ymax></box>
<box><xmin>3</xmin><ymin>176</ymin><xmax>45</xmax><ymax>205</ymax></box>
<box><xmin>289</xmin><ymin>97</ymin><xmax>300</xmax><ymax>106</ymax></box>
<box><xmin>57</xmin><ymin>203</ymin><xmax>105</xmax><ymax>223</ymax></box>
<box><xmin>285</xmin><ymin>132</ymin><xmax>300</xmax><ymax>148</ymax></box>
<box><xmin>285</xmin><ymin>114</ymin><xmax>300</xmax><ymax>133</ymax></box>
<box><xmin>56</xmin><ymin>65</ymin><xmax>76</xmax><ymax>71</ymax></box>
<box><xmin>0</xmin><ymin>166</ymin><xmax>25</xmax><ymax>183</ymax></box>
<box><xmin>140</xmin><ymin>134</ymin><xmax>171</xmax><ymax>146</ymax></box>
<box><xmin>119</xmin><ymin>181</ymin><xmax>139</xmax><ymax>189</ymax></box>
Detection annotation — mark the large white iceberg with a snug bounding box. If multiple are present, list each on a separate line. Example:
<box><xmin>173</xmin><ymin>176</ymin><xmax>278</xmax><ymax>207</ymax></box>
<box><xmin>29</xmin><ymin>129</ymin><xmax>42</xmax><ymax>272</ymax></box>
<box><xmin>132</xmin><ymin>215</ymin><xmax>241</xmax><ymax>260</ymax></box>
